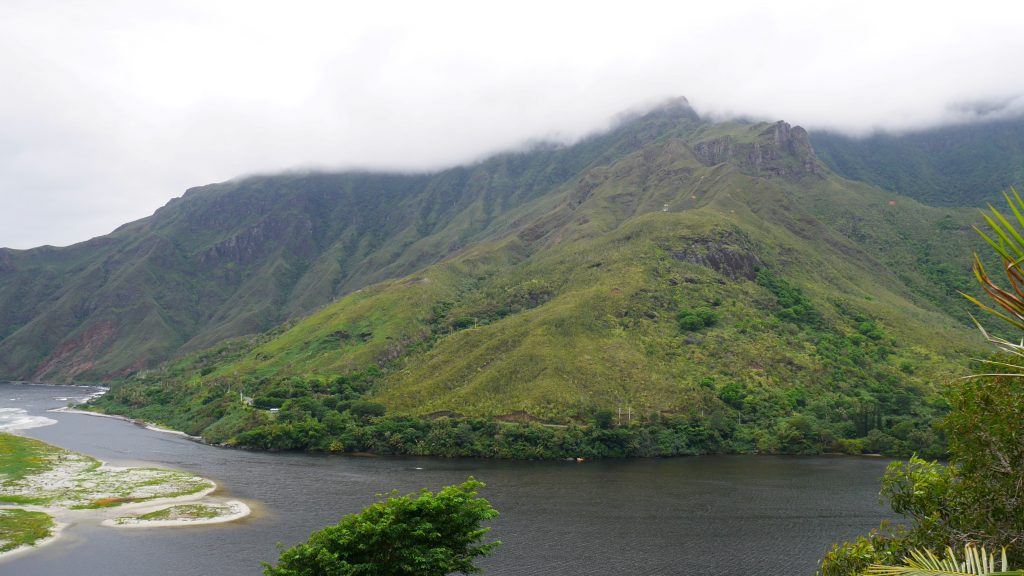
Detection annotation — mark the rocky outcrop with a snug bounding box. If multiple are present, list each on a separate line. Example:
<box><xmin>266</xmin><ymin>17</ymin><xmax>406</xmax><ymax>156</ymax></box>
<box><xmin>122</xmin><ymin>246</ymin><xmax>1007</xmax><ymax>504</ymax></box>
<box><xmin>692</xmin><ymin>121</ymin><xmax>821</xmax><ymax>177</ymax></box>
<box><xmin>668</xmin><ymin>229</ymin><xmax>762</xmax><ymax>280</ymax></box>
<box><xmin>197</xmin><ymin>216</ymin><xmax>316</xmax><ymax>268</ymax></box>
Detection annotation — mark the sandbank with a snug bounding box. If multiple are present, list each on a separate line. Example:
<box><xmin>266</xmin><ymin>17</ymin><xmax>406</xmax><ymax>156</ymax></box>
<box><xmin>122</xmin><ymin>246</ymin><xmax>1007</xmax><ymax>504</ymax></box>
<box><xmin>0</xmin><ymin>434</ymin><xmax>250</xmax><ymax>560</ymax></box>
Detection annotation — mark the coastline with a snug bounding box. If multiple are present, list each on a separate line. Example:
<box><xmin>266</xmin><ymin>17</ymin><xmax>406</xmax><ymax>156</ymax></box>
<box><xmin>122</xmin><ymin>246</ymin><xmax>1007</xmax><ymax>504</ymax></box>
<box><xmin>0</xmin><ymin>490</ymin><xmax>252</xmax><ymax>560</ymax></box>
<box><xmin>49</xmin><ymin>407</ymin><xmax>204</xmax><ymax>441</ymax></box>
<box><xmin>0</xmin><ymin>520</ymin><xmax>67</xmax><ymax>560</ymax></box>
<box><xmin>0</xmin><ymin>431</ymin><xmax>250</xmax><ymax>561</ymax></box>
<box><xmin>1</xmin><ymin>381</ymin><xmax>197</xmax><ymax>441</ymax></box>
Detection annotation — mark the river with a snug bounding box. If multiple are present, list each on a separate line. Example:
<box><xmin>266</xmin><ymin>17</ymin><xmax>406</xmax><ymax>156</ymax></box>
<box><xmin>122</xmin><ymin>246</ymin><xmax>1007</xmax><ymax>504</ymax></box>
<box><xmin>0</xmin><ymin>382</ymin><xmax>896</xmax><ymax>575</ymax></box>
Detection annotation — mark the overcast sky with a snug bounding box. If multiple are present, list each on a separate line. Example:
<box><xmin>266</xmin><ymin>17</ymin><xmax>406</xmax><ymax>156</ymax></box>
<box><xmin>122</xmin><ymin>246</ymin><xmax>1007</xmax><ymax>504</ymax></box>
<box><xmin>2</xmin><ymin>1</ymin><xmax>1024</xmax><ymax>249</ymax></box>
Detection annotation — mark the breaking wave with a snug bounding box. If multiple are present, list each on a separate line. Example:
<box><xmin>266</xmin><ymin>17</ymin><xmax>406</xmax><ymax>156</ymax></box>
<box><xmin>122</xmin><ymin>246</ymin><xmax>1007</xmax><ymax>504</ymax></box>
<box><xmin>0</xmin><ymin>407</ymin><xmax>57</xmax><ymax>431</ymax></box>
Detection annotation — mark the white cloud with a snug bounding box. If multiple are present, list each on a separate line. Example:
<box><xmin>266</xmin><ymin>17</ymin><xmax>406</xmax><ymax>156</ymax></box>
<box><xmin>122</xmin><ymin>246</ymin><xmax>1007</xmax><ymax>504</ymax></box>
<box><xmin>2</xmin><ymin>0</ymin><xmax>1024</xmax><ymax>247</ymax></box>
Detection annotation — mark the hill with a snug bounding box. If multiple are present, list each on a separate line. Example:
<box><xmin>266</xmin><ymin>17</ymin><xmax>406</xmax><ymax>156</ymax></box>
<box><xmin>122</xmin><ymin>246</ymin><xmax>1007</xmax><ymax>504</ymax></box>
<box><xmin>812</xmin><ymin>117</ymin><xmax>1024</xmax><ymax>206</ymax></box>
<box><xmin>88</xmin><ymin>111</ymin><xmax>994</xmax><ymax>457</ymax></box>
<box><xmin>0</xmin><ymin>100</ymin><xmax>703</xmax><ymax>382</ymax></box>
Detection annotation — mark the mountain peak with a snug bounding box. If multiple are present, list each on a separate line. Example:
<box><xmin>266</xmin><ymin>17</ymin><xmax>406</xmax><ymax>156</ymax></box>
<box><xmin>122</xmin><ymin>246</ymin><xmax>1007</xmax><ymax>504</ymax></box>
<box><xmin>691</xmin><ymin>120</ymin><xmax>821</xmax><ymax>177</ymax></box>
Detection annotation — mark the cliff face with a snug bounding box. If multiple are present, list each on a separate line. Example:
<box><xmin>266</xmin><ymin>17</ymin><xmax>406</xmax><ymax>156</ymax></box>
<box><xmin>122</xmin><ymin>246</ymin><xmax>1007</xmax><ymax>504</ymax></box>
<box><xmin>666</xmin><ymin>229</ymin><xmax>762</xmax><ymax>281</ymax></box>
<box><xmin>693</xmin><ymin>121</ymin><xmax>821</xmax><ymax>176</ymax></box>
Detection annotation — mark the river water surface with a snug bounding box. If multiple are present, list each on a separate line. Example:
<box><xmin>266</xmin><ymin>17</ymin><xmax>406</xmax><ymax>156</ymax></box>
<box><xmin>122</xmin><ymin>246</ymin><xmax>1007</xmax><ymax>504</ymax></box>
<box><xmin>0</xmin><ymin>382</ymin><xmax>895</xmax><ymax>576</ymax></box>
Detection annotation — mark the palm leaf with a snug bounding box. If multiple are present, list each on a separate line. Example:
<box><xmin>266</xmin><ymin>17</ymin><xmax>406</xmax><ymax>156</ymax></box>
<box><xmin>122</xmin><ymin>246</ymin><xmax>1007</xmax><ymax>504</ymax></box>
<box><xmin>988</xmin><ymin>206</ymin><xmax>1024</xmax><ymax>258</ymax></box>
<box><xmin>865</xmin><ymin>545</ymin><xmax>1021</xmax><ymax>576</ymax></box>
<box><xmin>965</xmin><ymin>191</ymin><xmax>1024</xmax><ymax>332</ymax></box>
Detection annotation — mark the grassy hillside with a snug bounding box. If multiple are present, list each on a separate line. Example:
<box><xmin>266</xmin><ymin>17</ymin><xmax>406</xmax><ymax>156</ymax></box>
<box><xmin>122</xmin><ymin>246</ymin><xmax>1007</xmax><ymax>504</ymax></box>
<box><xmin>91</xmin><ymin>121</ymin><xmax>990</xmax><ymax>458</ymax></box>
<box><xmin>0</xmin><ymin>100</ymin><xmax>703</xmax><ymax>382</ymax></box>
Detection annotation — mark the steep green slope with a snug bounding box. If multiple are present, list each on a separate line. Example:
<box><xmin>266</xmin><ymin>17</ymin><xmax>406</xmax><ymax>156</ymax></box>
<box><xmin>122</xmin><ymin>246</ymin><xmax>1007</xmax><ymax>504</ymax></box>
<box><xmin>812</xmin><ymin>117</ymin><xmax>1024</xmax><ymax>207</ymax></box>
<box><xmin>93</xmin><ymin>121</ymin><xmax>989</xmax><ymax>457</ymax></box>
<box><xmin>0</xmin><ymin>100</ymin><xmax>702</xmax><ymax>382</ymax></box>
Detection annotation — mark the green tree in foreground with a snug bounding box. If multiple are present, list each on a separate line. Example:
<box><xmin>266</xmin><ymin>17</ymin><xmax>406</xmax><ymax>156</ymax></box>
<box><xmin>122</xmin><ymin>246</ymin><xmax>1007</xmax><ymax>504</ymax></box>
<box><xmin>820</xmin><ymin>191</ymin><xmax>1024</xmax><ymax>575</ymax></box>
<box><xmin>264</xmin><ymin>478</ymin><xmax>499</xmax><ymax>576</ymax></box>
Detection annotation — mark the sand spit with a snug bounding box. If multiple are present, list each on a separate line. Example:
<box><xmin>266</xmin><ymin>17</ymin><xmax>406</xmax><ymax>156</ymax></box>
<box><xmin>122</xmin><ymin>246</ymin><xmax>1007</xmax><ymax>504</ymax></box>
<box><xmin>48</xmin><ymin>407</ymin><xmax>204</xmax><ymax>441</ymax></box>
<box><xmin>0</xmin><ymin>519</ymin><xmax>66</xmax><ymax>559</ymax></box>
<box><xmin>104</xmin><ymin>499</ymin><xmax>251</xmax><ymax>528</ymax></box>
<box><xmin>0</xmin><ymin>434</ymin><xmax>250</xmax><ymax>560</ymax></box>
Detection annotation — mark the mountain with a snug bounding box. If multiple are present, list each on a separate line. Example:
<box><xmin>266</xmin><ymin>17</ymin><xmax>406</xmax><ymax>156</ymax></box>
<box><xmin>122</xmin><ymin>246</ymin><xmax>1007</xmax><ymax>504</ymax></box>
<box><xmin>81</xmin><ymin>103</ymin><xmax>996</xmax><ymax>457</ymax></box>
<box><xmin>0</xmin><ymin>100</ymin><xmax>704</xmax><ymax>382</ymax></box>
<box><xmin>812</xmin><ymin>116</ymin><xmax>1024</xmax><ymax>206</ymax></box>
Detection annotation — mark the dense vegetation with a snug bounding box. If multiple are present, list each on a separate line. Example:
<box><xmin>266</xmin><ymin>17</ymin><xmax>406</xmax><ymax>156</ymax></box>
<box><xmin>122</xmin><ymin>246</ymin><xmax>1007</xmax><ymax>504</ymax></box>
<box><xmin>264</xmin><ymin>479</ymin><xmax>498</xmax><ymax>576</ymax></box>
<box><xmin>819</xmin><ymin>359</ymin><xmax>1024</xmax><ymax>575</ymax></box>
<box><xmin>820</xmin><ymin>195</ymin><xmax>1024</xmax><ymax>575</ymax></box>
<box><xmin>812</xmin><ymin>117</ymin><xmax>1024</xmax><ymax>207</ymax></box>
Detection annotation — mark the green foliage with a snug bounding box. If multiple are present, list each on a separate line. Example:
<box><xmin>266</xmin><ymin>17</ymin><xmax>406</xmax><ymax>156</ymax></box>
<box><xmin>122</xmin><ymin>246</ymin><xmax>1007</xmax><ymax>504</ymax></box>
<box><xmin>822</xmin><ymin>188</ymin><xmax>1024</xmax><ymax>575</ymax></box>
<box><xmin>263</xmin><ymin>479</ymin><xmax>499</xmax><ymax>576</ymax></box>
<box><xmin>961</xmin><ymin>188</ymin><xmax>1024</xmax><ymax>333</ymax></box>
<box><xmin>348</xmin><ymin>401</ymin><xmax>386</xmax><ymax>419</ymax></box>
<box><xmin>812</xmin><ymin>118</ymin><xmax>1024</xmax><ymax>208</ymax></box>
<box><xmin>864</xmin><ymin>544</ymin><xmax>1020</xmax><ymax>576</ymax></box>
<box><xmin>826</xmin><ymin>191</ymin><xmax>1024</xmax><ymax>574</ymax></box>
<box><xmin>677</xmin><ymin>307</ymin><xmax>718</xmax><ymax>331</ymax></box>
<box><xmin>229</xmin><ymin>410</ymin><xmax>736</xmax><ymax>458</ymax></box>
<box><xmin>716</xmin><ymin>382</ymin><xmax>746</xmax><ymax>410</ymax></box>
<box><xmin>451</xmin><ymin>316</ymin><xmax>478</xmax><ymax>330</ymax></box>
<box><xmin>756</xmin><ymin>268</ymin><xmax>820</xmax><ymax>326</ymax></box>
<box><xmin>939</xmin><ymin>363</ymin><xmax>1024</xmax><ymax>553</ymax></box>
<box><xmin>819</xmin><ymin>522</ymin><xmax>913</xmax><ymax>576</ymax></box>
<box><xmin>592</xmin><ymin>409</ymin><xmax>615</xmax><ymax>429</ymax></box>
<box><xmin>821</xmin><ymin>360</ymin><xmax>1024</xmax><ymax>575</ymax></box>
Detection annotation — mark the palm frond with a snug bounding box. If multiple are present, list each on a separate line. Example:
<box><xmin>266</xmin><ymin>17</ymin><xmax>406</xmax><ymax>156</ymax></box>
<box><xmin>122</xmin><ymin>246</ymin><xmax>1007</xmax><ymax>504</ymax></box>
<box><xmin>963</xmin><ymin>190</ymin><xmax>1024</xmax><ymax>349</ymax></box>
<box><xmin>864</xmin><ymin>545</ymin><xmax>1021</xmax><ymax>576</ymax></box>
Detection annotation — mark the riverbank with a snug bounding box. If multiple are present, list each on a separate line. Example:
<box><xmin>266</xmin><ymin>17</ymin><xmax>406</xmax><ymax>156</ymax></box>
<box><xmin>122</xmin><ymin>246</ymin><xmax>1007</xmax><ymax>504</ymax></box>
<box><xmin>49</xmin><ymin>407</ymin><xmax>203</xmax><ymax>441</ymax></box>
<box><xmin>0</xmin><ymin>508</ymin><xmax>60</xmax><ymax>557</ymax></box>
<box><xmin>0</xmin><ymin>433</ymin><xmax>250</xmax><ymax>560</ymax></box>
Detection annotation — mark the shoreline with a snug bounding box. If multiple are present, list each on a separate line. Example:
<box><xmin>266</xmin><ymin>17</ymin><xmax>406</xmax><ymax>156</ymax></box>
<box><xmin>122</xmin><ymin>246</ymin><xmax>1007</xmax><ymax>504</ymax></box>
<box><xmin>0</xmin><ymin>433</ymin><xmax>251</xmax><ymax>561</ymax></box>
<box><xmin>101</xmin><ymin>499</ymin><xmax>251</xmax><ymax>528</ymax></box>
<box><xmin>49</xmin><ymin>407</ymin><xmax>204</xmax><ymax>441</ymax></box>
<box><xmin>9</xmin><ymin>385</ymin><xmax>898</xmax><ymax>463</ymax></box>
<box><xmin>0</xmin><ymin>382</ymin><xmax>195</xmax><ymax>441</ymax></box>
<box><xmin>0</xmin><ymin>519</ymin><xmax>67</xmax><ymax>560</ymax></box>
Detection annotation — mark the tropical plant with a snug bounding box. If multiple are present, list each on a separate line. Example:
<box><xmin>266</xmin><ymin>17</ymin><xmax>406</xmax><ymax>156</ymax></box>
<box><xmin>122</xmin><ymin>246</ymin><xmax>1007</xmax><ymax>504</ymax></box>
<box><xmin>819</xmin><ymin>190</ymin><xmax>1024</xmax><ymax>576</ymax></box>
<box><xmin>961</xmin><ymin>188</ymin><xmax>1024</xmax><ymax>364</ymax></box>
<box><xmin>865</xmin><ymin>545</ymin><xmax>1021</xmax><ymax>576</ymax></box>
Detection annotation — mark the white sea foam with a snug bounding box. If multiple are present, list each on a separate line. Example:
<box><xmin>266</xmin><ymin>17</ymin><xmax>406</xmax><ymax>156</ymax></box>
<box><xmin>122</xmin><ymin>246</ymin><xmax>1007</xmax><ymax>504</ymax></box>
<box><xmin>0</xmin><ymin>407</ymin><xmax>58</xmax><ymax>431</ymax></box>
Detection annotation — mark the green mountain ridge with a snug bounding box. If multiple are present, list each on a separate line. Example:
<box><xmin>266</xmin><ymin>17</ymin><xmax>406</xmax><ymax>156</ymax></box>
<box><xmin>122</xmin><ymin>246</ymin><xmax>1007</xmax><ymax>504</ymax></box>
<box><xmin>87</xmin><ymin>110</ymin><xmax>996</xmax><ymax>456</ymax></box>
<box><xmin>812</xmin><ymin>116</ymin><xmax>1024</xmax><ymax>206</ymax></box>
<box><xmin>0</xmin><ymin>100</ymin><xmax>703</xmax><ymax>382</ymax></box>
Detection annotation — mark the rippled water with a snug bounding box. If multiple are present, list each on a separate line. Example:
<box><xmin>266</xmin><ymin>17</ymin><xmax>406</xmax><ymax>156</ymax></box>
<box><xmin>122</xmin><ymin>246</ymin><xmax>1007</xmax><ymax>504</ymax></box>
<box><xmin>0</xmin><ymin>383</ymin><xmax>896</xmax><ymax>576</ymax></box>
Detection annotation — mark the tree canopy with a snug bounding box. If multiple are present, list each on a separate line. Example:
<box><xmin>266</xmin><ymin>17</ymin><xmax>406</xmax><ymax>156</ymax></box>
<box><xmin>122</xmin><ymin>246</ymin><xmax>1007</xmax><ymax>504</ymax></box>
<box><xmin>264</xmin><ymin>478</ymin><xmax>499</xmax><ymax>576</ymax></box>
